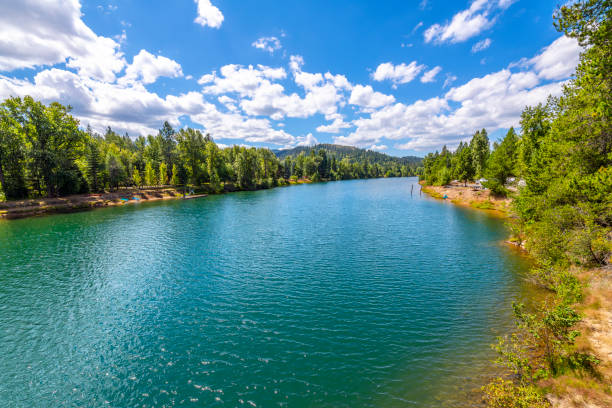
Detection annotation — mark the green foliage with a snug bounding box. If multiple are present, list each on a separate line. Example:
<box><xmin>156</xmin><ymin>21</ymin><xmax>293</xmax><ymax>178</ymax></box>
<box><xmin>278</xmin><ymin>144</ymin><xmax>415</xmax><ymax>181</ymax></box>
<box><xmin>170</xmin><ymin>164</ymin><xmax>179</xmax><ymax>186</ymax></box>
<box><xmin>132</xmin><ymin>168</ymin><xmax>142</xmax><ymax>188</ymax></box>
<box><xmin>452</xmin><ymin>143</ymin><xmax>475</xmax><ymax>185</ymax></box>
<box><xmin>483</xmin><ymin>378</ymin><xmax>550</xmax><ymax>408</ymax></box>
<box><xmin>86</xmin><ymin>140</ymin><xmax>103</xmax><ymax>193</ymax></box>
<box><xmin>470</xmin><ymin>129</ymin><xmax>490</xmax><ymax>178</ymax></box>
<box><xmin>159</xmin><ymin>162</ymin><xmax>168</xmax><ymax>186</ymax></box>
<box><xmin>105</xmin><ymin>151</ymin><xmax>126</xmax><ymax>191</ymax></box>
<box><xmin>485</xmin><ymin>128</ymin><xmax>519</xmax><ymax>196</ymax></box>
<box><xmin>144</xmin><ymin>162</ymin><xmax>156</xmax><ymax>187</ymax></box>
<box><xmin>486</xmin><ymin>3</ymin><xmax>611</xmax><ymax>403</ymax></box>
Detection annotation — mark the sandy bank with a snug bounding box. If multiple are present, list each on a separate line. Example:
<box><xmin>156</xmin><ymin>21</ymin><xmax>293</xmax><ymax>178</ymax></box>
<box><xmin>0</xmin><ymin>187</ymin><xmax>190</xmax><ymax>219</ymax></box>
<box><xmin>420</xmin><ymin>181</ymin><xmax>512</xmax><ymax>214</ymax></box>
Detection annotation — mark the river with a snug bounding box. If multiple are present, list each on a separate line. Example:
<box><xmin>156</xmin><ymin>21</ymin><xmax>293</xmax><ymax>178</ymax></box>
<box><xmin>0</xmin><ymin>177</ymin><xmax>531</xmax><ymax>407</ymax></box>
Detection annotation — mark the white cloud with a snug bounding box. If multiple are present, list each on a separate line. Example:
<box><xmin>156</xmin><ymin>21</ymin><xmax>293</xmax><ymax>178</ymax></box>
<box><xmin>424</xmin><ymin>0</ymin><xmax>513</xmax><ymax>44</ymax></box>
<box><xmin>372</xmin><ymin>62</ymin><xmax>426</xmax><ymax>86</ymax></box>
<box><xmin>421</xmin><ymin>66</ymin><xmax>442</xmax><ymax>83</ymax></box>
<box><xmin>194</xmin><ymin>0</ymin><xmax>224</xmax><ymax>28</ymax></box>
<box><xmin>218</xmin><ymin>95</ymin><xmax>238</xmax><ymax>112</ymax></box>
<box><xmin>471</xmin><ymin>38</ymin><xmax>492</xmax><ymax>53</ymax></box>
<box><xmin>295</xmin><ymin>133</ymin><xmax>318</xmax><ymax>147</ymax></box>
<box><xmin>0</xmin><ymin>0</ymin><xmax>125</xmax><ymax>81</ymax></box>
<box><xmin>324</xmin><ymin>72</ymin><xmax>352</xmax><ymax>90</ymax></box>
<box><xmin>443</xmin><ymin>74</ymin><xmax>458</xmax><ymax>88</ymax></box>
<box><xmin>294</xmin><ymin>71</ymin><xmax>324</xmax><ymax>91</ymax></box>
<box><xmin>316</xmin><ymin>116</ymin><xmax>352</xmax><ymax>133</ymax></box>
<box><xmin>197</xmin><ymin>62</ymin><xmax>330</xmax><ymax>120</ymax></box>
<box><xmin>334</xmin><ymin>36</ymin><xmax>581</xmax><ymax>151</ymax></box>
<box><xmin>201</xmin><ymin>64</ymin><xmax>287</xmax><ymax>96</ymax></box>
<box><xmin>198</xmin><ymin>73</ymin><xmax>216</xmax><ymax>84</ymax></box>
<box><xmin>527</xmin><ymin>36</ymin><xmax>581</xmax><ymax>80</ymax></box>
<box><xmin>239</xmin><ymin>80</ymin><xmax>342</xmax><ymax>120</ymax></box>
<box><xmin>289</xmin><ymin>55</ymin><xmax>305</xmax><ymax>72</ymax></box>
<box><xmin>349</xmin><ymin>84</ymin><xmax>395</xmax><ymax>109</ymax></box>
<box><xmin>120</xmin><ymin>50</ymin><xmax>183</xmax><ymax>84</ymax></box>
<box><xmin>237</xmin><ymin>57</ymin><xmax>348</xmax><ymax>120</ymax></box>
<box><xmin>369</xmin><ymin>144</ymin><xmax>388</xmax><ymax>151</ymax></box>
<box><xmin>252</xmin><ymin>36</ymin><xmax>282</xmax><ymax>53</ymax></box>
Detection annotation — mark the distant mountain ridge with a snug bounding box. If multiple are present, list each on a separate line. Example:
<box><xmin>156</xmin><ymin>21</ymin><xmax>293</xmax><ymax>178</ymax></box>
<box><xmin>274</xmin><ymin>144</ymin><xmax>422</xmax><ymax>165</ymax></box>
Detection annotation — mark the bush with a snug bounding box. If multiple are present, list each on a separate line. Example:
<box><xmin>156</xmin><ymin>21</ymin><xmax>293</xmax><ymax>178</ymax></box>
<box><xmin>483</xmin><ymin>179</ymin><xmax>508</xmax><ymax>196</ymax></box>
<box><xmin>483</xmin><ymin>378</ymin><xmax>549</xmax><ymax>408</ymax></box>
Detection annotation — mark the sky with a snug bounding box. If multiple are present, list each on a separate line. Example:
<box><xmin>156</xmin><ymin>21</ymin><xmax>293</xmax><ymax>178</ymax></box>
<box><xmin>0</xmin><ymin>0</ymin><xmax>582</xmax><ymax>157</ymax></box>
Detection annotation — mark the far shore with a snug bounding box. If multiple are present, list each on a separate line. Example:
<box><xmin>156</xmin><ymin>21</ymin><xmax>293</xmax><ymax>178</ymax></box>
<box><xmin>0</xmin><ymin>178</ymin><xmax>319</xmax><ymax>220</ymax></box>
<box><xmin>0</xmin><ymin>187</ymin><xmax>189</xmax><ymax>220</ymax></box>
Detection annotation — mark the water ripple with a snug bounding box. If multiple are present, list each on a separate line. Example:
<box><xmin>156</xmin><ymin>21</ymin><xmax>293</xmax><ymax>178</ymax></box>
<box><xmin>0</xmin><ymin>178</ymin><xmax>533</xmax><ymax>407</ymax></box>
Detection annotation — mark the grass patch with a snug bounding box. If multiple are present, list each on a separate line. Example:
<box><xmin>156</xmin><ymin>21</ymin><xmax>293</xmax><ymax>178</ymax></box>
<box><xmin>421</xmin><ymin>187</ymin><xmax>443</xmax><ymax>199</ymax></box>
<box><xmin>470</xmin><ymin>200</ymin><xmax>497</xmax><ymax>210</ymax></box>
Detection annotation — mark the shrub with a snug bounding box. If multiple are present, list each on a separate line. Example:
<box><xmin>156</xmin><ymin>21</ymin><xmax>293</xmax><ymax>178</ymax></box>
<box><xmin>482</xmin><ymin>378</ymin><xmax>549</xmax><ymax>408</ymax></box>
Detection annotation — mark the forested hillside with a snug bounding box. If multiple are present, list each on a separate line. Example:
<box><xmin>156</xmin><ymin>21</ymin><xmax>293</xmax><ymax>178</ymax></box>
<box><xmin>276</xmin><ymin>143</ymin><xmax>422</xmax><ymax>165</ymax></box>
<box><xmin>277</xmin><ymin>144</ymin><xmax>421</xmax><ymax>181</ymax></box>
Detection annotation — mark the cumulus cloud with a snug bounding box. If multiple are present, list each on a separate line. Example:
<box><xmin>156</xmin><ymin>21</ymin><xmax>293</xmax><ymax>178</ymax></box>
<box><xmin>194</xmin><ymin>0</ymin><xmax>224</xmax><ymax>28</ymax></box>
<box><xmin>324</xmin><ymin>72</ymin><xmax>352</xmax><ymax>90</ymax></box>
<box><xmin>424</xmin><ymin>0</ymin><xmax>513</xmax><ymax>44</ymax></box>
<box><xmin>348</xmin><ymin>85</ymin><xmax>395</xmax><ymax>110</ymax></box>
<box><xmin>201</xmin><ymin>64</ymin><xmax>287</xmax><ymax>96</ymax></box>
<box><xmin>421</xmin><ymin>66</ymin><xmax>442</xmax><ymax>83</ymax></box>
<box><xmin>526</xmin><ymin>36</ymin><xmax>581</xmax><ymax>80</ymax></box>
<box><xmin>316</xmin><ymin>116</ymin><xmax>352</xmax><ymax>133</ymax></box>
<box><xmin>252</xmin><ymin>36</ymin><xmax>282</xmax><ymax>53</ymax></box>
<box><xmin>295</xmin><ymin>133</ymin><xmax>319</xmax><ymax>147</ymax></box>
<box><xmin>0</xmin><ymin>0</ymin><xmax>125</xmax><ymax>81</ymax></box>
<box><xmin>334</xmin><ymin>36</ymin><xmax>581</xmax><ymax>151</ymax></box>
<box><xmin>120</xmin><ymin>50</ymin><xmax>183</xmax><ymax>84</ymax></box>
<box><xmin>372</xmin><ymin>61</ymin><xmax>426</xmax><ymax>86</ymax></box>
<box><xmin>369</xmin><ymin>144</ymin><xmax>388</xmax><ymax>151</ymax></box>
<box><xmin>471</xmin><ymin>38</ymin><xmax>492</xmax><ymax>53</ymax></box>
<box><xmin>236</xmin><ymin>57</ymin><xmax>347</xmax><ymax>120</ymax></box>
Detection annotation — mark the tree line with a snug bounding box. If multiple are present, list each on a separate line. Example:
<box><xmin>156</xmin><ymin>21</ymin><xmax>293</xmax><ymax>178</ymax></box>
<box><xmin>473</xmin><ymin>1</ymin><xmax>611</xmax><ymax>406</ymax></box>
<box><xmin>0</xmin><ymin>98</ymin><xmax>419</xmax><ymax>201</ymax></box>
<box><xmin>277</xmin><ymin>143</ymin><xmax>423</xmax><ymax>166</ymax></box>
<box><xmin>421</xmin><ymin>126</ymin><xmax>520</xmax><ymax>195</ymax></box>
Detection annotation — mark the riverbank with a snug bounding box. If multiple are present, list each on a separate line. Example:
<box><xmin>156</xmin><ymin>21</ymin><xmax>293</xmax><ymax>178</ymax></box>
<box><xmin>0</xmin><ymin>178</ymin><xmax>317</xmax><ymax>220</ymax></box>
<box><xmin>421</xmin><ymin>181</ymin><xmax>612</xmax><ymax>407</ymax></box>
<box><xmin>419</xmin><ymin>180</ymin><xmax>512</xmax><ymax>214</ymax></box>
<box><xmin>0</xmin><ymin>187</ymin><xmax>189</xmax><ymax>219</ymax></box>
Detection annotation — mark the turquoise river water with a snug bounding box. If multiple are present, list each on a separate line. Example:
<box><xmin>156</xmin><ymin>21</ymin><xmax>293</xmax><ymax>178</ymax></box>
<box><xmin>0</xmin><ymin>177</ymin><xmax>532</xmax><ymax>407</ymax></box>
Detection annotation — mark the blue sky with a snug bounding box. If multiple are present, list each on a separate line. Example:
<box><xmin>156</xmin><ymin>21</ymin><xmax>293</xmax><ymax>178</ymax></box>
<box><xmin>0</xmin><ymin>0</ymin><xmax>581</xmax><ymax>156</ymax></box>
